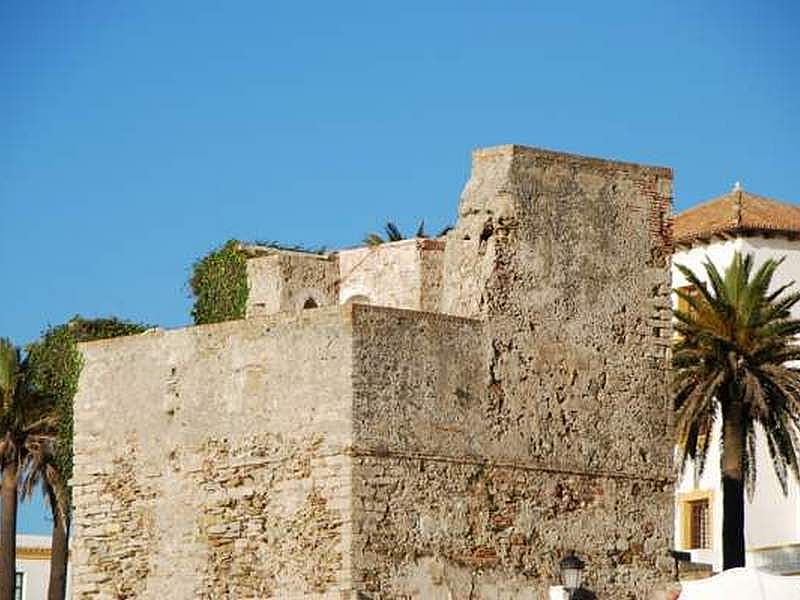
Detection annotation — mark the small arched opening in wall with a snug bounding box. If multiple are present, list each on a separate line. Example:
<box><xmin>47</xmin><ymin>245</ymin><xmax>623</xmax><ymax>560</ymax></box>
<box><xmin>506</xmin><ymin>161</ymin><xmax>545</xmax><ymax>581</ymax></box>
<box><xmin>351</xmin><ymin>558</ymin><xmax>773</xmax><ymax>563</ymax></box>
<box><xmin>294</xmin><ymin>288</ymin><xmax>326</xmax><ymax>311</ymax></box>
<box><xmin>344</xmin><ymin>294</ymin><xmax>371</xmax><ymax>305</ymax></box>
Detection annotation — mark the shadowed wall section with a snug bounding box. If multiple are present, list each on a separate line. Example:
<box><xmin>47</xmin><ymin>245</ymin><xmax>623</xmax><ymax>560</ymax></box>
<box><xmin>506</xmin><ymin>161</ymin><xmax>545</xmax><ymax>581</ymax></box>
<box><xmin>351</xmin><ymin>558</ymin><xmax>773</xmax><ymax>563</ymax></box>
<box><xmin>349</xmin><ymin>146</ymin><xmax>675</xmax><ymax>598</ymax></box>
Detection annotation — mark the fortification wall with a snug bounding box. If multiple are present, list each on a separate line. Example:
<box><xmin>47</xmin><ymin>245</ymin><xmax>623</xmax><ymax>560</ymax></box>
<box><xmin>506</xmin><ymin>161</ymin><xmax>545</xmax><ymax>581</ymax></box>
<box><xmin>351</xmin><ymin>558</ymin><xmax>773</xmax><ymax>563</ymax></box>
<box><xmin>71</xmin><ymin>144</ymin><xmax>675</xmax><ymax>599</ymax></box>
<box><xmin>71</xmin><ymin>308</ymin><xmax>355</xmax><ymax>599</ymax></box>
<box><xmin>347</xmin><ymin>146</ymin><xmax>675</xmax><ymax>598</ymax></box>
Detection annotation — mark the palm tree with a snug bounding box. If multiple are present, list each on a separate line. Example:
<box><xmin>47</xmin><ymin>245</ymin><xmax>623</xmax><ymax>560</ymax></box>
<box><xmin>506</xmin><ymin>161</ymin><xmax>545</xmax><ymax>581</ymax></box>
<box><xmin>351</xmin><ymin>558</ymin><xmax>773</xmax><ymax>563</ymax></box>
<box><xmin>363</xmin><ymin>220</ymin><xmax>451</xmax><ymax>246</ymax></box>
<box><xmin>21</xmin><ymin>438</ymin><xmax>68</xmax><ymax>600</ymax></box>
<box><xmin>0</xmin><ymin>339</ymin><xmax>20</xmax><ymax>600</ymax></box>
<box><xmin>20</xmin><ymin>317</ymin><xmax>149</xmax><ymax>600</ymax></box>
<box><xmin>673</xmin><ymin>252</ymin><xmax>800</xmax><ymax>570</ymax></box>
<box><xmin>0</xmin><ymin>339</ymin><xmax>56</xmax><ymax>600</ymax></box>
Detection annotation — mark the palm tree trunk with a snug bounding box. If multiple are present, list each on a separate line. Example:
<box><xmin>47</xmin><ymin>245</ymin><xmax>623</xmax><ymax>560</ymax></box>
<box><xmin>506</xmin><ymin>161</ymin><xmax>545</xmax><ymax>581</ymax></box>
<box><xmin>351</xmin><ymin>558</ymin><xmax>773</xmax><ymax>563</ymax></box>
<box><xmin>46</xmin><ymin>489</ymin><xmax>68</xmax><ymax>600</ymax></box>
<box><xmin>0</xmin><ymin>461</ymin><xmax>18</xmax><ymax>600</ymax></box>
<box><xmin>47</xmin><ymin>521</ymin><xmax>68</xmax><ymax>600</ymax></box>
<box><xmin>721</xmin><ymin>399</ymin><xmax>746</xmax><ymax>570</ymax></box>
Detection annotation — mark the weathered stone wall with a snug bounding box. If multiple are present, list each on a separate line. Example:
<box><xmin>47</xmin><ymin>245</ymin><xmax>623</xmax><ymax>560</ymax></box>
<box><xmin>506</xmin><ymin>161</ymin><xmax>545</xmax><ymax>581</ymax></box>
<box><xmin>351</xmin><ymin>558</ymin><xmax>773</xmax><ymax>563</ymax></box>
<box><xmin>338</xmin><ymin>239</ymin><xmax>444</xmax><ymax>310</ymax></box>
<box><xmin>352</xmin><ymin>456</ymin><xmax>672</xmax><ymax>598</ymax></box>
<box><xmin>71</xmin><ymin>308</ymin><xmax>355</xmax><ymax>599</ymax></box>
<box><xmin>419</xmin><ymin>240</ymin><xmax>446</xmax><ymax>313</ymax></box>
<box><xmin>245</xmin><ymin>253</ymin><xmax>283</xmax><ymax>316</ymax></box>
<box><xmin>351</xmin><ymin>306</ymin><xmax>484</xmax><ymax>457</ymax></box>
<box><xmin>443</xmin><ymin>145</ymin><xmax>673</xmax><ymax>471</ymax></box>
<box><xmin>245</xmin><ymin>251</ymin><xmax>339</xmax><ymax>317</ymax></box>
<box><xmin>348</xmin><ymin>146</ymin><xmax>675</xmax><ymax>598</ymax></box>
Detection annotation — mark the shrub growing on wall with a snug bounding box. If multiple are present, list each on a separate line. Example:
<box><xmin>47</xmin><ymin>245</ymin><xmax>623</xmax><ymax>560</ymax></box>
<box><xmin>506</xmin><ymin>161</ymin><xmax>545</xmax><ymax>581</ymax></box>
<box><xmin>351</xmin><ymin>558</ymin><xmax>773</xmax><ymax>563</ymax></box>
<box><xmin>27</xmin><ymin>317</ymin><xmax>150</xmax><ymax>493</ymax></box>
<box><xmin>190</xmin><ymin>239</ymin><xmax>249</xmax><ymax>325</ymax></box>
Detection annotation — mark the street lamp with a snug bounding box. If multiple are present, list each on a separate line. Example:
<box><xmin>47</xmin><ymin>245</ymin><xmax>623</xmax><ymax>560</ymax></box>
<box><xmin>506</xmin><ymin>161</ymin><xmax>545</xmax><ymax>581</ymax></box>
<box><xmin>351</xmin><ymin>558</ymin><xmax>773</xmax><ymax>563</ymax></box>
<box><xmin>559</xmin><ymin>551</ymin><xmax>586</xmax><ymax>599</ymax></box>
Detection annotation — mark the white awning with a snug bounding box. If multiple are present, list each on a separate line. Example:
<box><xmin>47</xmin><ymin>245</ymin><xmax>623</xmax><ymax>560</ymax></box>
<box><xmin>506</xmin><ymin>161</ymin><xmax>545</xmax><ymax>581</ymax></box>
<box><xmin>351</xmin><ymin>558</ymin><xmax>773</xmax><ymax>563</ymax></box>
<box><xmin>680</xmin><ymin>567</ymin><xmax>800</xmax><ymax>599</ymax></box>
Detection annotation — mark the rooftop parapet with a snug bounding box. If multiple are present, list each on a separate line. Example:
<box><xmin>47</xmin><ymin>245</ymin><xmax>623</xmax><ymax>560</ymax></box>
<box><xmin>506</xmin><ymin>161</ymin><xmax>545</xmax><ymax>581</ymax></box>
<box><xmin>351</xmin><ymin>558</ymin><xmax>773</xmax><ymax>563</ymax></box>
<box><xmin>337</xmin><ymin>237</ymin><xmax>445</xmax><ymax>312</ymax></box>
<box><xmin>244</xmin><ymin>237</ymin><xmax>447</xmax><ymax>317</ymax></box>
<box><xmin>243</xmin><ymin>246</ymin><xmax>339</xmax><ymax>317</ymax></box>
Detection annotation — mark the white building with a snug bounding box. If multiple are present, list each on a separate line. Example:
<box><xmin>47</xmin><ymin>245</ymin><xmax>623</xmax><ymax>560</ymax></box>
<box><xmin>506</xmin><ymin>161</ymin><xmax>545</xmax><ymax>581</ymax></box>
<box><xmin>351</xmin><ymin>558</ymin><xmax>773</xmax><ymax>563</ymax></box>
<box><xmin>14</xmin><ymin>534</ymin><xmax>66</xmax><ymax>600</ymax></box>
<box><xmin>672</xmin><ymin>186</ymin><xmax>800</xmax><ymax>574</ymax></box>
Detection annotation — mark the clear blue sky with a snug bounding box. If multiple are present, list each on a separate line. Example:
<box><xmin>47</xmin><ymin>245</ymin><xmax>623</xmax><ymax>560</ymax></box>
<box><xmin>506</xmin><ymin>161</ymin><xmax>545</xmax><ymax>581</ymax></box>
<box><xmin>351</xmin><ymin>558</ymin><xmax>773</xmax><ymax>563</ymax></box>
<box><xmin>2</xmin><ymin>1</ymin><xmax>799</xmax><ymax>533</ymax></box>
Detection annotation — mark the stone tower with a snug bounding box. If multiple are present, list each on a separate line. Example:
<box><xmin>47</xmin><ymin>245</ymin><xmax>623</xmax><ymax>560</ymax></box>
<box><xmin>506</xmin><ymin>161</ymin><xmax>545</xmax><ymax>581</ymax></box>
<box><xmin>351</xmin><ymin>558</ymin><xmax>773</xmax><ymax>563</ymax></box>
<box><xmin>71</xmin><ymin>145</ymin><xmax>674</xmax><ymax>598</ymax></box>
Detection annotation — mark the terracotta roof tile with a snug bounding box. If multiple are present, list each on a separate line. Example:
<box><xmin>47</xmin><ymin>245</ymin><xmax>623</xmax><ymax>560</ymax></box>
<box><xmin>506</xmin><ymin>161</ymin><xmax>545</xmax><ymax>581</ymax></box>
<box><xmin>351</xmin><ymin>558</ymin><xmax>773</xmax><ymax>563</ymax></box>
<box><xmin>674</xmin><ymin>190</ymin><xmax>800</xmax><ymax>245</ymax></box>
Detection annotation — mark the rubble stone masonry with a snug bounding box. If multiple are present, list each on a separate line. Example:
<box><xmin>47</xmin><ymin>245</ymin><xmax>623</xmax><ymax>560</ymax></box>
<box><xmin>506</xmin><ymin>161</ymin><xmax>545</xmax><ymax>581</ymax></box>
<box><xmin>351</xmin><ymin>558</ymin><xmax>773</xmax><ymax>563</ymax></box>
<box><xmin>72</xmin><ymin>145</ymin><xmax>674</xmax><ymax>598</ymax></box>
<box><xmin>72</xmin><ymin>309</ymin><xmax>355</xmax><ymax>598</ymax></box>
<box><xmin>350</xmin><ymin>147</ymin><xmax>675</xmax><ymax>598</ymax></box>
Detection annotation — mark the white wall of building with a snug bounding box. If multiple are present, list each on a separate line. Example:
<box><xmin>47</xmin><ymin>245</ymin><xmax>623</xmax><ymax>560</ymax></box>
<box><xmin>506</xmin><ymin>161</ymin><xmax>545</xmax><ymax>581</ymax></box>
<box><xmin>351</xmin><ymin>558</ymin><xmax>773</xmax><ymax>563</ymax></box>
<box><xmin>15</xmin><ymin>534</ymin><xmax>72</xmax><ymax>600</ymax></box>
<box><xmin>17</xmin><ymin>556</ymin><xmax>49</xmax><ymax>600</ymax></box>
<box><xmin>672</xmin><ymin>236</ymin><xmax>800</xmax><ymax>573</ymax></box>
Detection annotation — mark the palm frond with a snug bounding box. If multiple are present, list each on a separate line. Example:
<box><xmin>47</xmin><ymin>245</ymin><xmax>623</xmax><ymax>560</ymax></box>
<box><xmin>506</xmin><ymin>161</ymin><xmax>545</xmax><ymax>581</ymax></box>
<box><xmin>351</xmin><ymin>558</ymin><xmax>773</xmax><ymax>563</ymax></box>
<box><xmin>764</xmin><ymin>420</ymin><xmax>790</xmax><ymax>495</ymax></box>
<box><xmin>0</xmin><ymin>338</ymin><xmax>19</xmax><ymax>411</ymax></box>
<box><xmin>21</xmin><ymin>437</ymin><xmax>69</xmax><ymax>529</ymax></box>
<box><xmin>766</xmin><ymin>279</ymin><xmax>796</xmax><ymax>303</ymax></box>
<box><xmin>438</xmin><ymin>224</ymin><xmax>454</xmax><ymax>236</ymax></box>
<box><xmin>695</xmin><ymin>412</ymin><xmax>716</xmax><ymax>479</ymax></box>
<box><xmin>363</xmin><ymin>233</ymin><xmax>384</xmax><ymax>246</ymax></box>
<box><xmin>701</xmin><ymin>257</ymin><xmax>731</xmax><ymax>309</ymax></box>
<box><xmin>384</xmin><ymin>221</ymin><xmax>403</xmax><ymax>242</ymax></box>
<box><xmin>744</xmin><ymin>422</ymin><xmax>757</xmax><ymax>500</ymax></box>
<box><xmin>363</xmin><ymin>219</ymin><xmax>451</xmax><ymax>245</ymax></box>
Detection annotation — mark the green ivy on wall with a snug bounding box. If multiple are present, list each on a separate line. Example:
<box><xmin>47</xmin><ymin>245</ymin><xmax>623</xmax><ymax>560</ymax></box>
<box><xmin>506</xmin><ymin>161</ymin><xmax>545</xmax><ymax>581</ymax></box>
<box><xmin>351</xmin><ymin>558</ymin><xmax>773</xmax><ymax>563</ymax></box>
<box><xmin>27</xmin><ymin>317</ymin><xmax>150</xmax><ymax>496</ymax></box>
<box><xmin>190</xmin><ymin>239</ymin><xmax>249</xmax><ymax>325</ymax></box>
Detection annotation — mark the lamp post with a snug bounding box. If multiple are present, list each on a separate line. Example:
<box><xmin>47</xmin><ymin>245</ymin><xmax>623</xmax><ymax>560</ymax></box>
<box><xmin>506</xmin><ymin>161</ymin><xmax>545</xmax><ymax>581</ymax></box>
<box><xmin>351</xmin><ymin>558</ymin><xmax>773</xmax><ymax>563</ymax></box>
<box><xmin>559</xmin><ymin>551</ymin><xmax>589</xmax><ymax>600</ymax></box>
<box><xmin>670</xmin><ymin>549</ymin><xmax>691</xmax><ymax>581</ymax></box>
